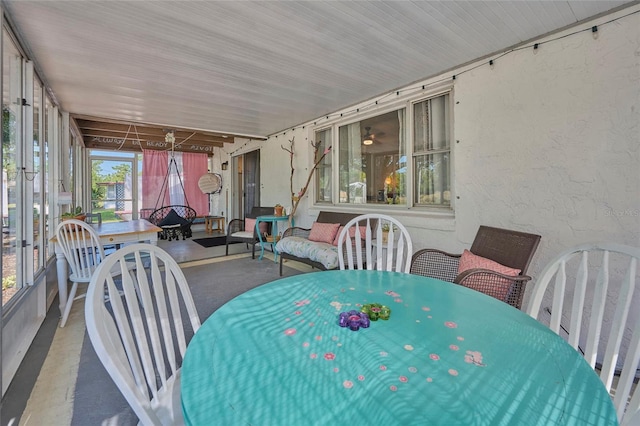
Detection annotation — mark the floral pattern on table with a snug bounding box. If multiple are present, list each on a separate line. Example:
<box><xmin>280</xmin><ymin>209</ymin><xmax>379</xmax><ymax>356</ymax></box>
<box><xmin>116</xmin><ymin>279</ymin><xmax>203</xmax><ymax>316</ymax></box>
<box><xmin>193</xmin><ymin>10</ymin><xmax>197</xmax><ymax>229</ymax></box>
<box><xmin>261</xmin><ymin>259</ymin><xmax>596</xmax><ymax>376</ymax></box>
<box><xmin>281</xmin><ymin>285</ymin><xmax>486</xmax><ymax>395</ymax></box>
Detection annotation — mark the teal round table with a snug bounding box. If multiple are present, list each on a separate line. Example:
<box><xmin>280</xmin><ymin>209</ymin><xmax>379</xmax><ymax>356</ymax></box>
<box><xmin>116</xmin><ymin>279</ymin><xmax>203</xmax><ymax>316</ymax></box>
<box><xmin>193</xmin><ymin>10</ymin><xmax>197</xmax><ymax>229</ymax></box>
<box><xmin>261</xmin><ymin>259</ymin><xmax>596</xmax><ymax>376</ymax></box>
<box><xmin>181</xmin><ymin>270</ymin><xmax>618</xmax><ymax>425</ymax></box>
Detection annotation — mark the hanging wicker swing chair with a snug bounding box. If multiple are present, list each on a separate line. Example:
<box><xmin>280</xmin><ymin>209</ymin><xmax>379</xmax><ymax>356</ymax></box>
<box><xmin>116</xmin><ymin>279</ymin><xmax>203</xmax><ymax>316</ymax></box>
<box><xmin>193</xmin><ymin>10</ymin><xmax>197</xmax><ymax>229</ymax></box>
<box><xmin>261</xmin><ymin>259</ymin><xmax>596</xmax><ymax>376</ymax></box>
<box><xmin>147</xmin><ymin>132</ymin><xmax>196</xmax><ymax>241</ymax></box>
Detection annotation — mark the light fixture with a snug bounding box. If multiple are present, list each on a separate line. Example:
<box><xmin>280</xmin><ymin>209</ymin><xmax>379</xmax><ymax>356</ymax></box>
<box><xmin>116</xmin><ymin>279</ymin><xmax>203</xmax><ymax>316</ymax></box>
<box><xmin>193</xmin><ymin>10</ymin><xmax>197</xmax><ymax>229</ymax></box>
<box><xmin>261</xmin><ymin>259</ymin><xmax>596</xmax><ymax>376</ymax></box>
<box><xmin>221</xmin><ymin>161</ymin><xmax>228</xmax><ymax>171</ymax></box>
<box><xmin>363</xmin><ymin>127</ymin><xmax>374</xmax><ymax>145</ymax></box>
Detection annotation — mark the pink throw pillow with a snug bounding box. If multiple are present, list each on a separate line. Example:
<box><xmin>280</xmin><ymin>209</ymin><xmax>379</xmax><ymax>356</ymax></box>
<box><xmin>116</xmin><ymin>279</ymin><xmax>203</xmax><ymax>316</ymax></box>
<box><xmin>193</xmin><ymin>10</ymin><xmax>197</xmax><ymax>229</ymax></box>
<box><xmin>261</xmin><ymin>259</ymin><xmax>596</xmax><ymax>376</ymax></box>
<box><xmin>332</xmin><ymin>226</ymin><xmax>345</xmax><ymax>246</ymax></box>
<box><xmin>309</xmin><ymin>222</ymin><xmax>340</xmax><ymax>244</ymax></box>
<box><xmin>244</xmin><ymin>218</ymin><xmax>268</xmax><ymax>235</ymax></box>
<box><xmin>244</xmin><ymin>218</ymin><xmax>256</xmax><ymax>232</ymax></box>
<box><xmin>332</xmin><ymin>225</ymin><xmax>368</xmax><ymax>246</ymax></box>
<box><xmin>457</xmin><ymin>249</ymin><xmax>521</xmax><ymax>302</ymax></box>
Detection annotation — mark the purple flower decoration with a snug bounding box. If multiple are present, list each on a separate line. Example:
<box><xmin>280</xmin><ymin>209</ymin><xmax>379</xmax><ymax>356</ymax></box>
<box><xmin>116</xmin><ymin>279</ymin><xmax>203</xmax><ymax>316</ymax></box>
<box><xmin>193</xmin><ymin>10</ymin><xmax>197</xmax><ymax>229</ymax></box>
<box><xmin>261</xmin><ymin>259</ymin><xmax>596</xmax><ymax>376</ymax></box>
<box><xmin>338</xmin><ymin>310</ymin><xmax>370</xmax><ymax>331</ymax></box>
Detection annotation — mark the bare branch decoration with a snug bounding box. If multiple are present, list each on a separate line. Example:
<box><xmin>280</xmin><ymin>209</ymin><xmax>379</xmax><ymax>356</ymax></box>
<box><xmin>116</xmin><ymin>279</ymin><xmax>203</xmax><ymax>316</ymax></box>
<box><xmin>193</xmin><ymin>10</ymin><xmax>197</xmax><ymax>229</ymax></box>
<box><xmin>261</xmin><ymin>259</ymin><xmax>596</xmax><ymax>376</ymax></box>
<box><xmin>281</xmin><ymin>137</ymin><xmax>332</xmax><ymax>226</ymax></box>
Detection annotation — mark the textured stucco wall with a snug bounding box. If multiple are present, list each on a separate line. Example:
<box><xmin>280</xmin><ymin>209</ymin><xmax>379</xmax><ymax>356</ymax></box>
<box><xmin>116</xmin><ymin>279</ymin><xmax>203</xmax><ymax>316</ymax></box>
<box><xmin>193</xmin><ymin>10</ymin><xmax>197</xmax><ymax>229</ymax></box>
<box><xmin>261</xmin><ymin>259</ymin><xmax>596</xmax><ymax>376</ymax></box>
<box><xmin>227</xmin><ymin>6</ymin><xmax>639</xmax><ymax>313</ymax></box>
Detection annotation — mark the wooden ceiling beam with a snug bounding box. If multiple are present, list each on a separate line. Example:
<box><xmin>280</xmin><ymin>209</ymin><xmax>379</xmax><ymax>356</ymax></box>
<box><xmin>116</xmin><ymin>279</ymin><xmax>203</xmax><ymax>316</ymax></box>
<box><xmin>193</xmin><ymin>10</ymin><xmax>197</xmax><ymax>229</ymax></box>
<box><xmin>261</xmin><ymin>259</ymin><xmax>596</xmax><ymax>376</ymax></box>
<box><xmin>72</xmin><ymin>115</ymin><xmax>267</xmax><ymax>141</ymax></box>
<box><xmin>80</xmin><ymin>128</ymin><xmax>226</xmax><ymax>145</ymax></box>
<box><xmin>84</xmin><ymin>137</ymin><xmax>222</xmax><ymax>154</ymax></box>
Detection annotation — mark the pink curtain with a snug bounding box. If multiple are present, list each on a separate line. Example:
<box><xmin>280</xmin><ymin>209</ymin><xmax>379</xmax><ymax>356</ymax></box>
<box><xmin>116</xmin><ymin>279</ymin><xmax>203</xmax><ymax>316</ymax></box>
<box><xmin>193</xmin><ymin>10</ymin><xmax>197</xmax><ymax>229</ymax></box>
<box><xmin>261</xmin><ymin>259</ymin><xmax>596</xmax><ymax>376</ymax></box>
<box><xmin>142</xmin><ymin>149</ymin><xmax>169</xmax><ymax>210</ymax></box>
<box><xmin>182</xmin><ymin>152</ymin><xmax>209</xmax><ymax>216</ymax></box>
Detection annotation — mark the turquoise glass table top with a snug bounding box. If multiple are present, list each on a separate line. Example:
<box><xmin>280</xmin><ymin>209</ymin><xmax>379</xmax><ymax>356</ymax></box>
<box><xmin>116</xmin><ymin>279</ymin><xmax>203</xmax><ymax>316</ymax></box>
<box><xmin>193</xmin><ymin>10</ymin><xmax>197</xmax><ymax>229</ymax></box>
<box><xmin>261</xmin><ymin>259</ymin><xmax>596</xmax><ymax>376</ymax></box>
<box><xmin>181</xmin><ymin>270</ymin><xmax>618</xmax><ymax>425</ymax></box>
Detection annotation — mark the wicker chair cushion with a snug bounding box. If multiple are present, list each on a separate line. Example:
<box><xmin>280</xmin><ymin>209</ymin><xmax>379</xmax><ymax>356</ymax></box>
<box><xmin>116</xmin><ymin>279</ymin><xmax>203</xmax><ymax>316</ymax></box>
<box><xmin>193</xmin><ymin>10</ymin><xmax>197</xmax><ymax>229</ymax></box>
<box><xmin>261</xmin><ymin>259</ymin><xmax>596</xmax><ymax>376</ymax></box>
<box><xmin>309</xmin><ymin>222</ymin><xmax>340</xmax><ymax>244</ymax></box>
<box><xmin>158</xmin><ymin>209</ymin><xmax>189</xmax><ymax>226</ymax></box>
<box><xmin>231</xmin><ymin>231</ymin><xmax>254</xmax><ymax>238</ymax></box>
<box><xmin>458</xmin><ymin>249</ymin><xmax>521</xmax><ymax>301</ymax></box>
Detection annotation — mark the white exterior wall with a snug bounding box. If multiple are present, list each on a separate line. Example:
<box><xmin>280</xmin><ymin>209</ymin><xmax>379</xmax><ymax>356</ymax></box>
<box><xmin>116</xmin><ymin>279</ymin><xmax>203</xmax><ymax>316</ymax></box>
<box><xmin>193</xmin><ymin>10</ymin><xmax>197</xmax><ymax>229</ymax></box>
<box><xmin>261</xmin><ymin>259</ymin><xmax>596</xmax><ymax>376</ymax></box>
<box><xmin>224</xmin><ymin>6</ymin><xmax>639</xmax><ymax>310</ymax></box>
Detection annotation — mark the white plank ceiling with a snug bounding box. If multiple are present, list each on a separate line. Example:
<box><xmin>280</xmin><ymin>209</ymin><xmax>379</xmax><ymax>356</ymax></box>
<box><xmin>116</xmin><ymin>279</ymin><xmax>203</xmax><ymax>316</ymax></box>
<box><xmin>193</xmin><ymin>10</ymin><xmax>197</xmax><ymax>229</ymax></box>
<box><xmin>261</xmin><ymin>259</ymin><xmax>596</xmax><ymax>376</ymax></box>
<box><xmin>2</xmin><ymin>1</ymin><xmax>632</xmax><ymax>141</ymax></box>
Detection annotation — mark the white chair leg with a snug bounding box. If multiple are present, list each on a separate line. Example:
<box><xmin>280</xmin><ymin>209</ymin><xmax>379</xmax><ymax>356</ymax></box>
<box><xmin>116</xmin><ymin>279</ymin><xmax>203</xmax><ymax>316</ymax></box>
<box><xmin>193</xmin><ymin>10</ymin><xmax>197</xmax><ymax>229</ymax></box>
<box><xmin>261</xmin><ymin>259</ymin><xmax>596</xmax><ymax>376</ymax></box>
<box><xmin>60</xmin><ymin>281</ymin><xmax>79</xmax><ymax>327</ymax></box>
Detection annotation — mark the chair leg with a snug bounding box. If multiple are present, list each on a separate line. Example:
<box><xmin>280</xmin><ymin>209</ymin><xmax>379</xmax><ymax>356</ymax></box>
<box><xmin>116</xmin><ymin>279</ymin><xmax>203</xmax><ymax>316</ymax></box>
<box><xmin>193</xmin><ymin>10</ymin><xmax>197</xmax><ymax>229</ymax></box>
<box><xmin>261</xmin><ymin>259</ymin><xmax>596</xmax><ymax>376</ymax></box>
<box><xmin>60</xmin><ymin>281</ymin><xmax>79</xmax><ymax>328</ymax></box>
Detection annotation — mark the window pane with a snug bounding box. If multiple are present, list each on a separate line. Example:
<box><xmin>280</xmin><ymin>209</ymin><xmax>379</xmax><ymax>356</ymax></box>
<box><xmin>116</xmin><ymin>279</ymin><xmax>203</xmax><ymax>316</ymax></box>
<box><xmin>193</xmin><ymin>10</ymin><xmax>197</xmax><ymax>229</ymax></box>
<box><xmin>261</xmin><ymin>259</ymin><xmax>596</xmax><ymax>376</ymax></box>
<box><xmin>315</xmin><ymin>129</ymin><xmax>332</xmax><ymax>203</ymax></box>
<box><xmin>338</xmin><ymin>109</ymin><xmax>406</xmax><ymax>205</ymax></box>
<box><xmin>413</xmin><ymin>93</ymin><xmax>451</xmax><ymax>207</ymax></box>
<box><xmin>33</xmin><ymin>79</ymin><xmax>42</xmax><ymax>272</ymax></box>
<box><xmin>2</xmin><ymin>29</ymin><xmax>23</xmax><ymax>305</ymax></box>
<box><xmin>414</xmin><ymin>94</ymin><xmax>450</xmax><ymax>152</ymax></box>
<box><xmin>414</xmin><ymin>153</ymin><xmax>450</xmax><ymax>206</ymax></box>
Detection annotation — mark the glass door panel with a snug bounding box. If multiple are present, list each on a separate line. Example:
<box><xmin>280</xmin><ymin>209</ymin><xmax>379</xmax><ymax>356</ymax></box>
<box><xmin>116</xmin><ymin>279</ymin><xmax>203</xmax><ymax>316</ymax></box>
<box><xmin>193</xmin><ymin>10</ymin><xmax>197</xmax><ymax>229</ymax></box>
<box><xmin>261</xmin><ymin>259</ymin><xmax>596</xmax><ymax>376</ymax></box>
<box><xmin>91</xmin><ymin>158</ymin><xmax>133</xmax><ymax>222</ymax></box>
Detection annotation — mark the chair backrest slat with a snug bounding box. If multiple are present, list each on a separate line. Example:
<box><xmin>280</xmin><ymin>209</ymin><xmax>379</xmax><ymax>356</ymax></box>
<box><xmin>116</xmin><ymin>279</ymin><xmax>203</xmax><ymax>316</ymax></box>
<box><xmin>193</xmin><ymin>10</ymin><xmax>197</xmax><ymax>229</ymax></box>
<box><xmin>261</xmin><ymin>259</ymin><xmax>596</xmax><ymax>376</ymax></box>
<box><xmin>568</xmin><ymin>252</ymin><xmax>590</xmax><ymax>349</ymax></box>
<box><xmin>600</xmin><ymin>256</ymin><xmax>636</xmax><ymax>389</ymax></box>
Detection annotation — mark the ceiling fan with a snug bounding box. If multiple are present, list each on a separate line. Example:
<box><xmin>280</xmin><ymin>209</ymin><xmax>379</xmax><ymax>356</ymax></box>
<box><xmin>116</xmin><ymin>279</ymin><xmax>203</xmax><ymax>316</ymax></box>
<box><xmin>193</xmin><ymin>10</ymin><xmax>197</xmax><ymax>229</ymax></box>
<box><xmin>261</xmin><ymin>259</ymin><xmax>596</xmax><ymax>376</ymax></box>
<box><xmin>362</xmin><ymin>127</ymin><xmax>384</xmax><ymax>145</ymax></box>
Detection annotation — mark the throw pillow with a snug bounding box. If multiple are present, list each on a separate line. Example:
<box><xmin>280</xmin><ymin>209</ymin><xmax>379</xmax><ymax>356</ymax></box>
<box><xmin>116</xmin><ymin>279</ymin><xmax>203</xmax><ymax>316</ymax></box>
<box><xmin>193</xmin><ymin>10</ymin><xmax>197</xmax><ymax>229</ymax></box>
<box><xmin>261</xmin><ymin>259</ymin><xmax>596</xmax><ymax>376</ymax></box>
<box><xmin>457</xmin><ymin>249</ymin><xmax>521</xmax><ymax>301</ymax></box>
<box><xmin>332</xmin><ymin>225</ymin><xmax>368</xmax><ymax>246</ymax></box>
<box><xmin>158</xmin><ymin>209</ymin><xmax>188</xmax><ymax>226</ymax></box>
<box><xmin>332</xmin><ymin>226</ymin><xmax>345</xmax><ymax>246</ymax></box>
<box><xmin>244</xmin><ymin>218</ymin><xmax>256</xmax><ymax>232</ymax></box>
<box><xmin>309</xmin><ymin>222</ymin><xmax>340</xmax><ymax>244</ymax></box>
<box><xmin>244</xmin><ymin>218</ymin><xmax>268</xmax><ymax>235</ymax></box>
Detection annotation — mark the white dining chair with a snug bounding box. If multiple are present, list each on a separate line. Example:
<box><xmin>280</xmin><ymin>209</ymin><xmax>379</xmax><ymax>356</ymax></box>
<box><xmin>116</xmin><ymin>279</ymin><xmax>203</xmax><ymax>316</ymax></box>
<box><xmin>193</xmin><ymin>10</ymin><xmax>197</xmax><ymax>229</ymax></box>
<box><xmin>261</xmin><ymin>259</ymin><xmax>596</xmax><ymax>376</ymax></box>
<box><xmin>526</xmin><ymin>242</ymin><xmax>640</xmax><ymax>426</ymax></box>
<box><xmin>85</xmin><ymin>243</ymin><xmax>201</xmax><ymax>425</ymax></box>
<box><xmin>337</xmin><ymin>213</ymin><xmax>413</xmax><ymax>273</ymax></box>
<box><xmin>55</xmin><ymin>219</ymin><xmax>110</xmax><ymax>327</ymax></box>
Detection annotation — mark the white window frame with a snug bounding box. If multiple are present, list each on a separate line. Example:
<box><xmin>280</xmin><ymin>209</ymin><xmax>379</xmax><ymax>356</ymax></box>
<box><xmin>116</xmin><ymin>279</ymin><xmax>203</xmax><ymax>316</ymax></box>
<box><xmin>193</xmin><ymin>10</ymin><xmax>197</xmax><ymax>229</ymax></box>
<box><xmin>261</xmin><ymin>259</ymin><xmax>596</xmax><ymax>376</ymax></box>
<box><xmin>312</xmin><ymin>87</ymin><xmax>454</xmax><ymax>213</ymax></box>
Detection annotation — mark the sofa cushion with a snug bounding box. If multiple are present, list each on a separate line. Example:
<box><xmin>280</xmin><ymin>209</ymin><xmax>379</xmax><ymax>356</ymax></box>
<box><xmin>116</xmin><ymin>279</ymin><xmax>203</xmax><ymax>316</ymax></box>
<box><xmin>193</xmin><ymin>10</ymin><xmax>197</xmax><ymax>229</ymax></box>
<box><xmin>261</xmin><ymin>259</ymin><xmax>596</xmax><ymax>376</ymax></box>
<box><xmin>276</xmin><ymin>236</ymin><xmax>340</xmax><ymax>270</ymax></box>
<box><xmin>231</xmin><ymin>231</ymin><xmax>254</xmax><ymax>239</ymax></box>
<box><xmin>308</xmin><ymin>222</ymin><xmax>340</xmax><ymax>244</ymax></box>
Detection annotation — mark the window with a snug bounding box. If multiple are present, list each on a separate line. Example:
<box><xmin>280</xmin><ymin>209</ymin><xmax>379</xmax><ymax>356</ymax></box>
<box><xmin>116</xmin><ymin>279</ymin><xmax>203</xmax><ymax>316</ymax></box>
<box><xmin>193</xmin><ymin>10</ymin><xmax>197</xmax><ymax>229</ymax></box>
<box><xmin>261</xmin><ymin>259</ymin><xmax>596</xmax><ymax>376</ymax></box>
<box><xmin>314</xmin><ymin>128</ymin><xmax>332</xmax><ymax>203</ymax></box>
<box><xmin>2</xmin><ymin>28</ymin><xmax>24</xmax><ymax>303</ymax></box>
<box><xmin>338</xmin><ymin>110</ymin><xmax>406</xmax><ymax>205</ymax></box>
<box><xmin>413</xmin><ymin>94</ymin><xmax>451</xmax><ymax>207</ymax></box>
<box><xmin>322</xmin><ymin>91</ymin><xmax>451</xmax><ymax>210</ymax></box>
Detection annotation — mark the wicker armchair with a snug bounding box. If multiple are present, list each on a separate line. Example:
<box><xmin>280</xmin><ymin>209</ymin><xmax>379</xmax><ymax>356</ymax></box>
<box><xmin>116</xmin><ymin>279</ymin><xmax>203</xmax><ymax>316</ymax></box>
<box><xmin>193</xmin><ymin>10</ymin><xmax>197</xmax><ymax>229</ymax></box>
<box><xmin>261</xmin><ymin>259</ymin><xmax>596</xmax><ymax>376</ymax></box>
<box><xmin>148</xmin><ymin>205</ymin><xmax>197</xmax><ymax>241</ymax></box>
<box><xmin>225</xmin><ymin>206</ymin><xmax>274</xmax><ymax>258</ymax></box>
<box><xmin>410</xmin><ymin>226</ymin><xmax>541</xmax><ymax>309</ymax></box>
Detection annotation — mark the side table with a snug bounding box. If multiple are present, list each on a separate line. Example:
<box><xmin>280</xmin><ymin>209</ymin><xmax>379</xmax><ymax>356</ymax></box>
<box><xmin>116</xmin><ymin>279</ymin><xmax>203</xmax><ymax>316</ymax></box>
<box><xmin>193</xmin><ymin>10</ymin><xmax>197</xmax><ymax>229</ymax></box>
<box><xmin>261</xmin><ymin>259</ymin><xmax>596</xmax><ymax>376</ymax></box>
<box><xmin>204</xmin><ymin>216</ymin><xmax>225</xmax><ymax>234</ymax></box>
<box><xmin>255</xmin><ymin>215</ymin><xmax>293</xmax><ymax>262</ymax></box>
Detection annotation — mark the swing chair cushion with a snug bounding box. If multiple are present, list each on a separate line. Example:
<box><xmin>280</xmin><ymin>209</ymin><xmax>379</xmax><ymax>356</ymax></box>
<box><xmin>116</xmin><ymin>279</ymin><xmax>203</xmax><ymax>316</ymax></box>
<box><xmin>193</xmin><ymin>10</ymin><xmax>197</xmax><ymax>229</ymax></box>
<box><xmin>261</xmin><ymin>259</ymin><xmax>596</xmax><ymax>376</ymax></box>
<box><xmin>159</xmin><ymin>209</ymin><xmax>189</xmax><ymax>227</ymax></box>
<box><xmin>149</xmin><ymin>205</ymin><xmax>196</xmax><ymax>241</ymax></box>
